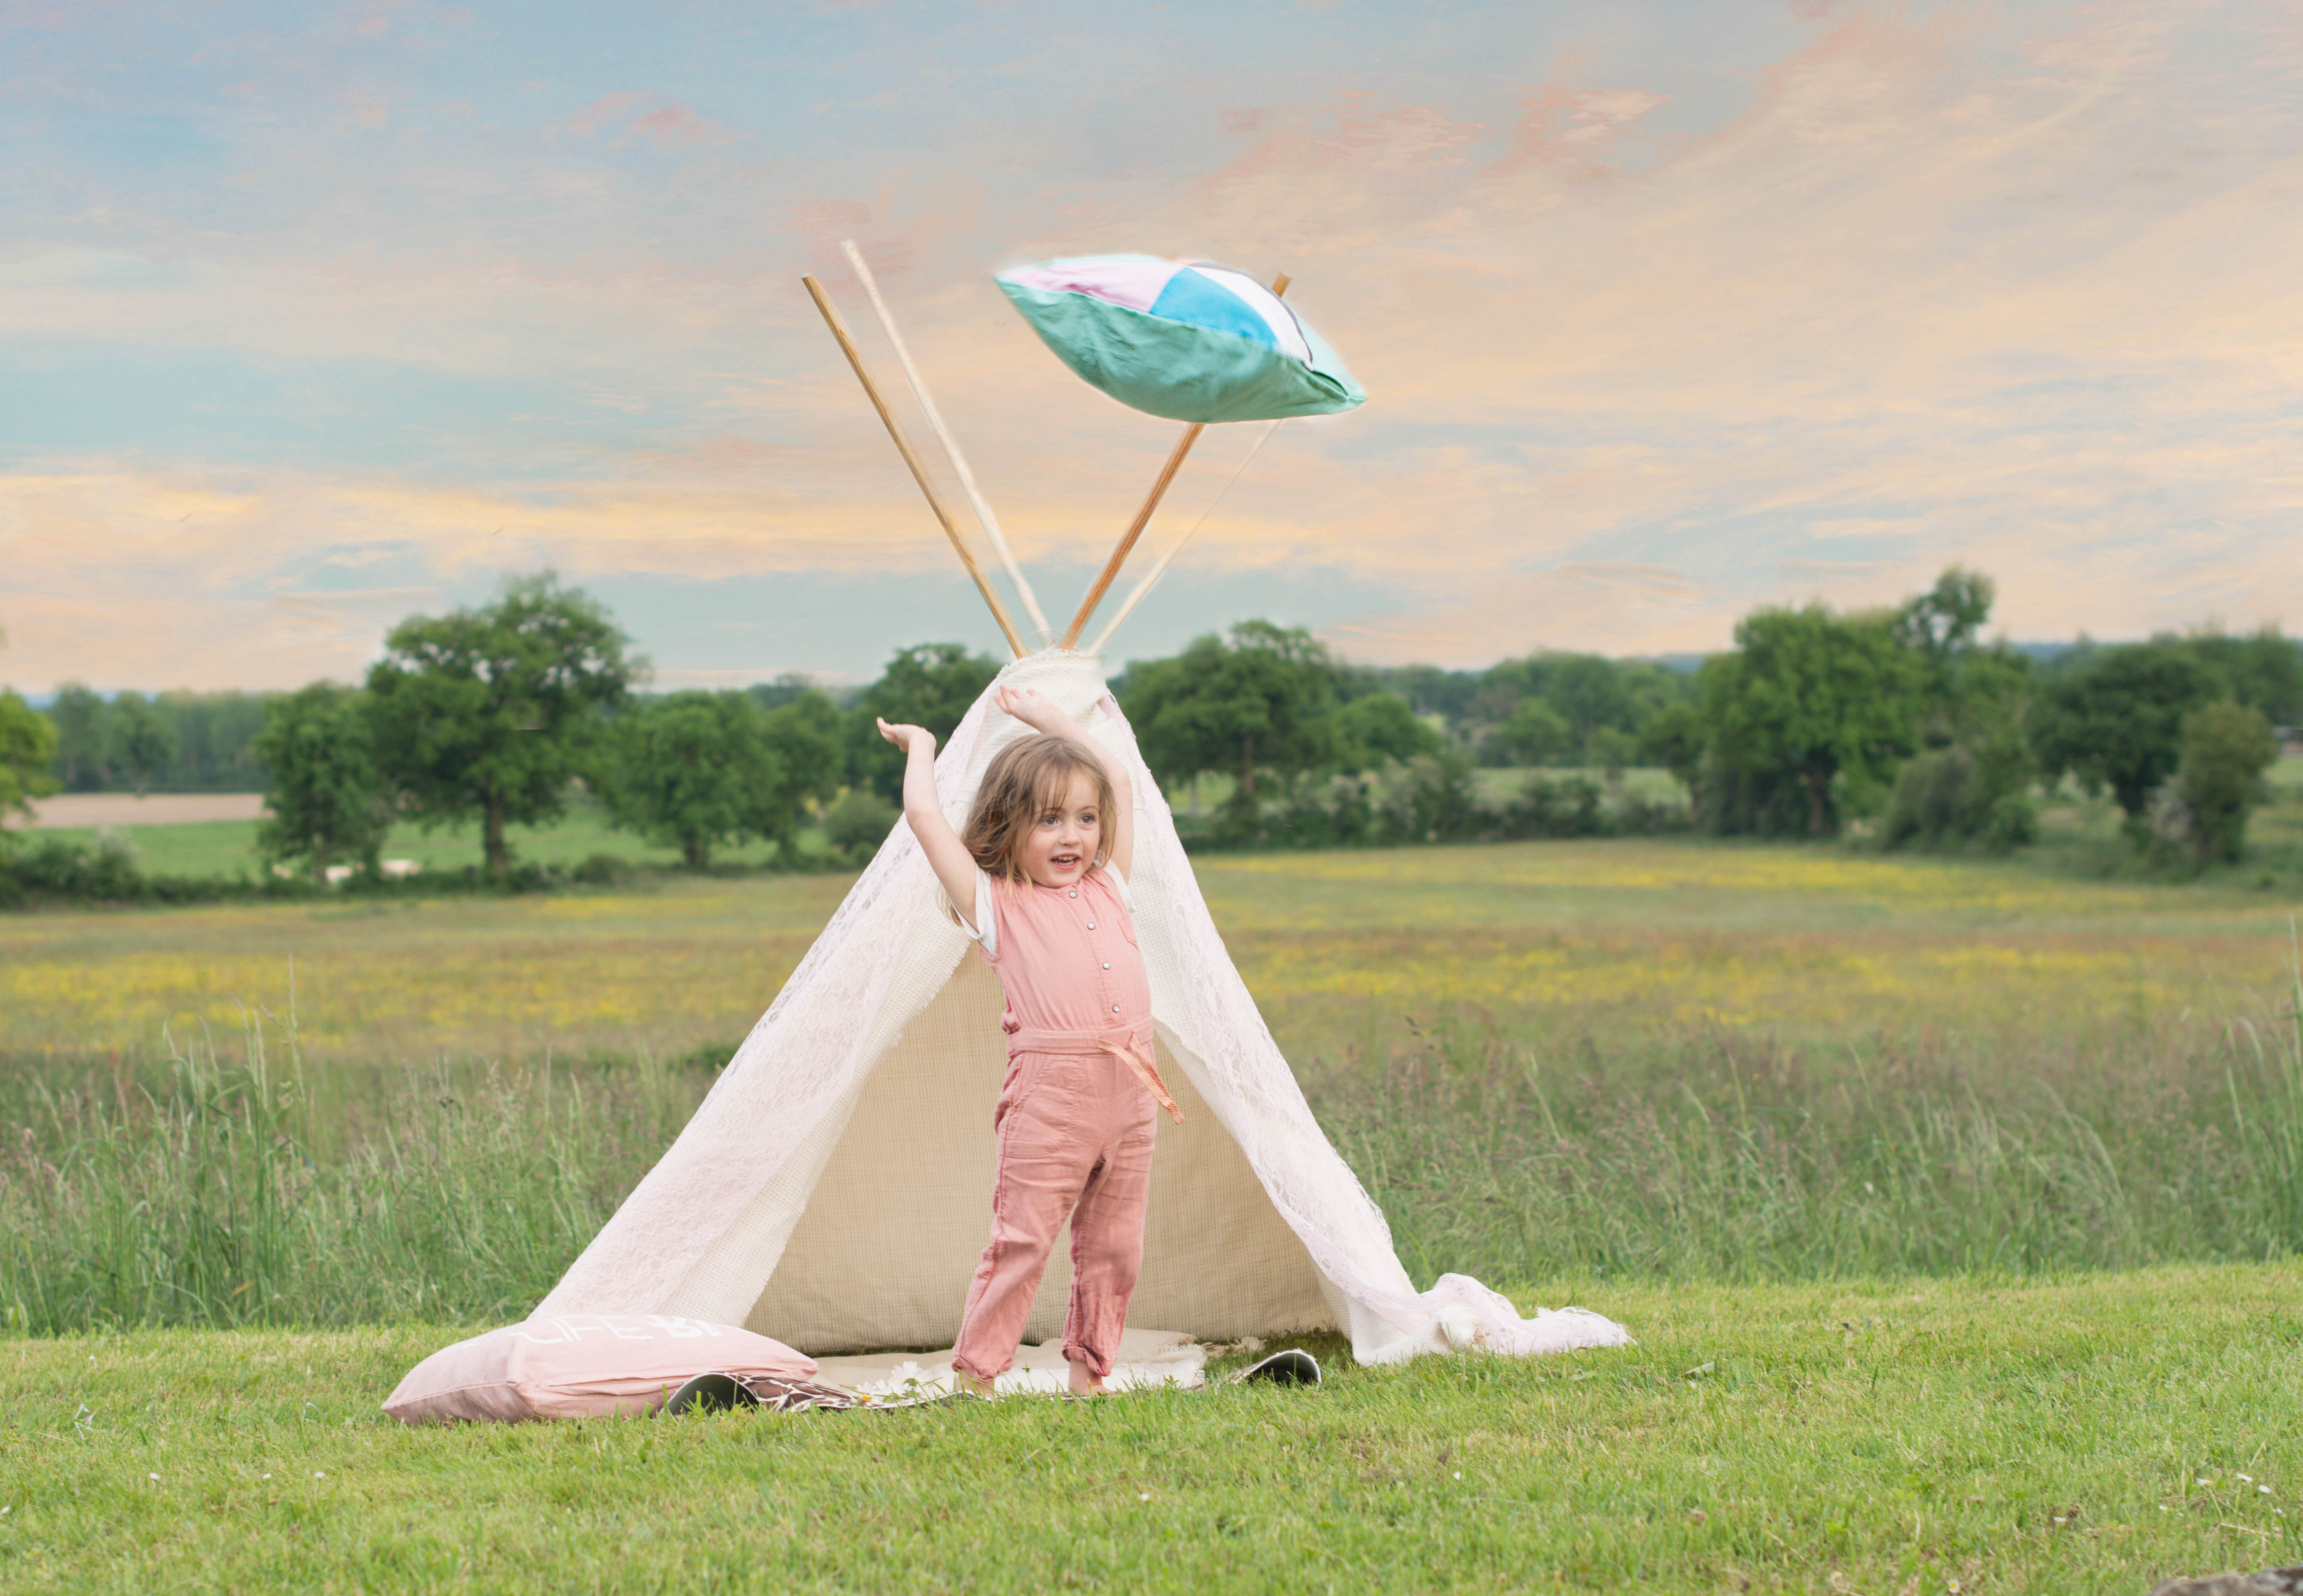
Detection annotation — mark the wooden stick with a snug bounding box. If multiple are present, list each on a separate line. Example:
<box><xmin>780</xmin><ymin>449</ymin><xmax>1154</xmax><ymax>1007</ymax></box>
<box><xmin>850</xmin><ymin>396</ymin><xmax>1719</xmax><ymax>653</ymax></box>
<box><xmin>841</xmin><ymin>240</ymin><xmax>1054</xmax><ymax>644</ymax></box>
<box><xmin>1087</xmin><ymin>418</ymin><xmax>1282</xmax><ymax>656</ymax></box>
<box><xmin>1060</xmin><ymin>273</ymin><xmax>1290</xmax><ymax>652</ymax></box>
<box><xmin>803</xmin><ymin>274</ymin><xmax>1026</xmax><ymax>658</ymax></box>
<box><xmin>1060</xmin><ymin>422</ymin><xmax>1201</xmax><ymax>650</ymax></box>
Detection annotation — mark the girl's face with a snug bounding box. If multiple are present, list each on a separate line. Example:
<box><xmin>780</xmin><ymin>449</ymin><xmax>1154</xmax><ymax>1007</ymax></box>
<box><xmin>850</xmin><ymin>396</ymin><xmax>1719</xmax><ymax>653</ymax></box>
<box><xmin>1020</xmin><ymin>769</ymin><xmax>1102</xmax><ymax>889</ymax></box>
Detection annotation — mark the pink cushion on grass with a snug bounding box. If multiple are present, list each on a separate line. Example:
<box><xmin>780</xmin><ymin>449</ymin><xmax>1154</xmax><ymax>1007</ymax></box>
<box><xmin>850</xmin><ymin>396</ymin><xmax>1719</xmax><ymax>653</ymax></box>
<box><xmin>383</xmin><ymin>1314</ymin><xmax>819</xmax><ymax>1424</ymax></box>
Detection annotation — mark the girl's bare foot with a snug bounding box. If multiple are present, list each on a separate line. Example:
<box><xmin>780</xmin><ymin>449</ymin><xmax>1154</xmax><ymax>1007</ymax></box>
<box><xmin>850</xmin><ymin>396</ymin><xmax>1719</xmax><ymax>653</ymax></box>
<box><xmin>1066</xmin><ymin>1360</ymin><xmax>1107</xmax><ymax>1397</ymax></box>
<box><xmin>955</xmin><ymin>1371</ymin><xmax>996</xmax><ymax>1397</ymax></box>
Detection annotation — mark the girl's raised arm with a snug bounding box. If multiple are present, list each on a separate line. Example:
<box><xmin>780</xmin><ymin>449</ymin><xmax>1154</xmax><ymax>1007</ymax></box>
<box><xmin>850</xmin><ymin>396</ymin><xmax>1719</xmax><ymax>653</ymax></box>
<box><xmin>876</xmin><ymin>719</ymin><xmax>983</xmax><ymax>932</ymax></box>
<box><xmin>992</xmin><ymin>685</ymin><xmax>1133</xmax><ymax>880</ymax></box>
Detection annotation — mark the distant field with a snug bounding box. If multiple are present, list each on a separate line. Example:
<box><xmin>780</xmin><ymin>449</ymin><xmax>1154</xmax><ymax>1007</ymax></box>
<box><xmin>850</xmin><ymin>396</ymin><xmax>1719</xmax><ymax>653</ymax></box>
<box><xmin>17</xmin><ymin>798</ymin><xmax>825</xmax><ymax>881</ymax></box>
<box><xmin>5</xmin><ymin>794</ymin><xmax>266</xmax><ymax>828</ymax></box>
<box><xmin>16</xmin><ymin>755</ymin><xmax>2296</xmax><ymax>881</ymax></box>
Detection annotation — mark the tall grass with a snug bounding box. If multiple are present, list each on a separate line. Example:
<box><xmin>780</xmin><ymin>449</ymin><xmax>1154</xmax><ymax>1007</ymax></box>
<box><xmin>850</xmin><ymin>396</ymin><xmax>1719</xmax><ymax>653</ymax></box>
<box><xmin>6</xmin><ymin>957</ymin><xmax>2301</xmax><ymax>1336</ymax></box>
<box><xmin>0</xmin><ymin>1007</ymin><xmax>702</xmax><ymax>1335</ymax></box>
<box><xmin>1320</xmin><ymin>953</ymin><xmax>2303</xmax><ymax>1284</ymax></box>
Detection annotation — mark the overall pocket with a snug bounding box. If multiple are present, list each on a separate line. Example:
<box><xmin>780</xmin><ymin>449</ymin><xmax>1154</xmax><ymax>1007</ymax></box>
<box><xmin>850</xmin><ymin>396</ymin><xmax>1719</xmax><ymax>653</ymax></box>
<box><xmin>993</xmin><ymin>1053</ymin><xmax>1049</xmax><ymax>1131</ymax></box>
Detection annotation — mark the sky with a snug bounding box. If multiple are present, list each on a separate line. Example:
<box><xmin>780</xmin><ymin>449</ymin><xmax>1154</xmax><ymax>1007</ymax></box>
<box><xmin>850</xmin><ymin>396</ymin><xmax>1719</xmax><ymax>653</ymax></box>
<box><xmin>2</xmin><ymin>0</ymin><xmax>2298</xmax><ymax>692</ymax></box>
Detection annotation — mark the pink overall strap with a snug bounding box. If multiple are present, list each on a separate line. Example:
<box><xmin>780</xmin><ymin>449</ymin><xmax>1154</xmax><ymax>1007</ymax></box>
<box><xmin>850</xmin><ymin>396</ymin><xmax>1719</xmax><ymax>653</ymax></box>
<box><xmin>1093</xmin><ymin>1032</ymin><xmax>1184</xmax><ymax>1125</ymax></box>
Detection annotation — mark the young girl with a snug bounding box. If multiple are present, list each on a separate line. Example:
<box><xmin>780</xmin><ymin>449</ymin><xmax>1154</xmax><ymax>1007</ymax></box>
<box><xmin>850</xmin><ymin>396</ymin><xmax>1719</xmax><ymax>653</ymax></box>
<box><xmin>878</xmin><ymin>684</ymin><xmax>1183</xmax><ymax>1397</ymax></box>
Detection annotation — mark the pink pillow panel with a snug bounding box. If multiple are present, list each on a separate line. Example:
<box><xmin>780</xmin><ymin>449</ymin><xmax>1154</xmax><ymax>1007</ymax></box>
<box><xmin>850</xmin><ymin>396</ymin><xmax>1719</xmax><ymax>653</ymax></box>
<box><xmin>383</xmin><ymin>1313</ymin><xmax>820</xmax><ymax>1425</ymax></box>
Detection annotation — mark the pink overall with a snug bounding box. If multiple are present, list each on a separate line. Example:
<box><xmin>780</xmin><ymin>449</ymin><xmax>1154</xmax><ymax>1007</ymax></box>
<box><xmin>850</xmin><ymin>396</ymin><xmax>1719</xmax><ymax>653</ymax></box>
<box><xmin>950</xmin><ymin>864</ymin><xmax>1182</xmax><ymax>1382</ymax></box>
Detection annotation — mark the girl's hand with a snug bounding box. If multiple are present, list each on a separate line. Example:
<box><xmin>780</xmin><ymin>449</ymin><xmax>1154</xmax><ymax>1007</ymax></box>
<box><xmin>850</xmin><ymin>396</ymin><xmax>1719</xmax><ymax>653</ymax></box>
<box><xmin>877</xmin><ymin>718</ymin><xmax>933</xmax><ymax>755</ymax></box>
<box><xmin>994</xmin><ymin>685</ymin><xmax>1065</xmax><ymax>733</ymax></box>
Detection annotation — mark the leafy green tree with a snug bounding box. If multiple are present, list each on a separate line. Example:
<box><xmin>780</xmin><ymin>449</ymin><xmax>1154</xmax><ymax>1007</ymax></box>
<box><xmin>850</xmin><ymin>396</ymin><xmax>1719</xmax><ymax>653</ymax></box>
<box><xmin>1704</xmin><ymin>604</ymin><xmax>1923</xmax><ymax>836</ymax></box>
<box><xmin>2031</xmin><ymin>642</ymin><xmax>2217</xmax><ymax>822</ymax></box>
<box><xmin>2175</xmin><ymin>701</ymin><xmax>2279</xmax><ymax>863</ymax></box>
<box><xmin>848</xmin><ymin>644</ymin><xmax>1000</xmax><ymax>801</ymax></box>
<box><xmin>1878</xmin><ymin>570</ymin><xmax>2039</xmax><ymax>850</ymax></box>
<box><xmin>108</xmin><ymin>691</ymin><xmax>175</xmax><ymax>797</ymax></box>
<box><xmin>251</xmin><ymin>683</ymin><xmax>394</xmax><ymax>881</ymax></box>
<box><xmin>759</xmin><ymin>690</ymin><xmax>846</xmax><ymax>857</ymax></box>
<box><xmin>1882</xmin><ymin>745</ymin><xmax>2039</xmax><ymax>853</ymax></box>
<box><xmin>599</xmin><ymin>692</ymin><xmax>771</xmax><ymax>870</ymax></box>
<box><xmin>0</xmin><ymin>690</ymin><xmax>61</xmax><ymax>828</ymax></box>
<box><xmin>367</xmin><ymin>574</ymin><xmax>636</xmax><ymax>879</ymax></box>
<box><xmin>1470</xmin><ymin>655</ymin><xmax>1550</xmax><ymax>728</ymax></box>
<box><xmin>1374</xmin><ymin>663</ymin><xmax>1483</xmax><ymax>725</ymax></box>
<box><xmin>599</xmin><ymin>690</ymin><xmax>840</xmax><ymax>869</ymax></box>
<box><xmin>1615</xmin><ymin>661</ymin><xmax>1702</xmax><ymax>736</ymax></box>
<box><xmin>152</xmin><ymin>690</ymin><xmax>272</xmax><ymax>792</ymax></box>
<box><xmin>1124</xmin><ymin>621</ymin><xmax>1340</xmax><ymax>809</ymax></box>
<box><xmin>1588</xmin><ymin>725</ymin><xmax>1640</xmax><ymax>779</ymax></box>
<box><xmin>1326</xmin><ymin>693</ymin><xmax>1440</xmax><ymax>773</ymax></box>
<box><xmin>48</xmin><ymin>683</ymin><xmax>109</xmax><ymax>791</ymax></box>
<box><xmin>1465</xmin><ymin>651</ymin><xmax>1695</xmax><ymax>765</ymax></box>
<box><xmin>2183</xmin><ymin>627</ymin><xmax>2303</xmax><ymax>728</ymax></box>
<box><xmin>1893</xmin><ymin>566</ymin><xmax>1995</xmax><ymax>666</ymax></box>
<box><xmin>1494</xmin><ymin>698</ymin><xmax>1573</xmax><ymax>765</ymax></box>
<box><xmin>746</xmin><ymin>672</ymin><xmax>822</xmax><ymax>714</ymax></box>
<box><xmin>822</xmin><ymin>788</ymin><xmax>900</xmax><ymax>861</ymax></box>
<box><xmin>1543</xmin><ymin>654</ymin><xmax>1634</xmax><ymax>752</ymax></box>
<box><xmin>1637</xmin><ymin>700</ymin><xmax>1708</xmax><ymax>822</ymax></box>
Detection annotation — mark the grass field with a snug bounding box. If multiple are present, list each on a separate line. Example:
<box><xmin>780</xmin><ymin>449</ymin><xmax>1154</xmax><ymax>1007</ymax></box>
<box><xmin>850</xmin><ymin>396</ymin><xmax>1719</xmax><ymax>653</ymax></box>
<box><xmin>7</xmin><ymin>835</ymin><xmax>2297</xmax><ymax>1068</ymax></box>
<box><xmin>6</xmin><ymin>830</ymin><xmax>2303</xmax><ymax>1589</ymax></box>
<box><xmin>6</xmin><ymin>1269</ymin><xmax>2301</xmax><ymax>1593</ymax></box>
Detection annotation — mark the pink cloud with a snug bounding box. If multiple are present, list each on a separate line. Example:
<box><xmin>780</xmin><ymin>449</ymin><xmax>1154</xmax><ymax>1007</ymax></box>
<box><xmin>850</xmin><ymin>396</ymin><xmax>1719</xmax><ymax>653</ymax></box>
<box><xmin>560</xmin><ymin>93</ymin><xmax>736</xmax><ymax>150</ymax></box>
<box><xmin>781</xmin><ymin>200</ymin><xmax>918</xmax><ymax>278</ymax></box>
<box><xmin>564</xmin><ymin>90</ymin><xmax>644</xmax><ymax>138</ymax></box>
<box><xmin>1491</xmin><ymin>86</ymin><xmax>1664</xmax><ymax>179</ymax></box>
<box><xmin>623</xmin><ymin>103</ymin><xmax>734</xmax><ymax>151</ymax></box>
<box><xmin>788</xmin><ymin>199</ymin><xmax>873</xmax><ymax>235</ymax></box>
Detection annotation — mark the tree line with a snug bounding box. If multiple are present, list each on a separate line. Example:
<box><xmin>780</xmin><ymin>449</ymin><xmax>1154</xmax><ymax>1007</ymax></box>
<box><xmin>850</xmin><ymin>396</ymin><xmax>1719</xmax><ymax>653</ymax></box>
<box><xmin>2</xmin><ymin>568</ymin><xmax>2295</xmax><ymax>889</ymax></box>
<box><xmin>38</xmin><ymin>686</ymin><xmax>270</xmax><ymax>795</ymax></box>
<box><xmin>1645</xmin><ymin>570</ymin><xmax>2298</xmax><ymax>862</ymax></box>
<box><xmin>1118</xmin><ymin>573</ymin><xmax>2296</xmax><ymax>863</ymax></box>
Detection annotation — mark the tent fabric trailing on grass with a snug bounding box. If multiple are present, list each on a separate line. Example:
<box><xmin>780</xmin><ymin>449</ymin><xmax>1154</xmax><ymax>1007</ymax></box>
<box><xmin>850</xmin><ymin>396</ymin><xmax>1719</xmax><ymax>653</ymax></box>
<box><xmin>538</xmin><ymin>649</ymin><xmax>1628</xmax><ymax>1365</ymax></box>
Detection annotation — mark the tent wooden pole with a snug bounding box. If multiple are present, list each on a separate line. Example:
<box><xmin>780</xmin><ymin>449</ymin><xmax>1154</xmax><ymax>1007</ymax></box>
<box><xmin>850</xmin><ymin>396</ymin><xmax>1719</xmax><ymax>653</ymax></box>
<box><xmin>1059</xmin><ymin>423</ymin><xmax>1200</xmax><ymax>650</ymax></box>
<box><xmin>841</xmin><ymin>240</ymin><xmax>1054</xmax><ymax>645</ymax></box>
<box><xmin>1087</xmin><ymin>418</ymin><xmax>1282</xmax><ymax>656</ymax></box>
<box><xmin>1060</xmin><ymin>273</ymin><xmax>1290</xmax><ymax>652</ymax></box>
<box><xmin>803</xmin><ymin>274</ymin><xmax>1026</xmax><ymax>658</ymax></box>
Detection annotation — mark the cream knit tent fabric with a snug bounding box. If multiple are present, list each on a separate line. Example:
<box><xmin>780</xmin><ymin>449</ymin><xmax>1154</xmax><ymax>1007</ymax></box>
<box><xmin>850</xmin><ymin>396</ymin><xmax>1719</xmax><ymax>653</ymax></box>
<box><xmin>537</xmin><ymin>650</ymin><xmax>1629</xmax><ymax>1364</ymax></box>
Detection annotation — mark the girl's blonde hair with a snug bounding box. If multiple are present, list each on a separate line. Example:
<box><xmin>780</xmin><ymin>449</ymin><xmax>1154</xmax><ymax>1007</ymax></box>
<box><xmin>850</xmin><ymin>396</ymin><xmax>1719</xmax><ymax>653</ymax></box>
<box><xmin>963</xmin><ymin>735</ymin><xmax>1115</xmax><ymax>886</ymax></box>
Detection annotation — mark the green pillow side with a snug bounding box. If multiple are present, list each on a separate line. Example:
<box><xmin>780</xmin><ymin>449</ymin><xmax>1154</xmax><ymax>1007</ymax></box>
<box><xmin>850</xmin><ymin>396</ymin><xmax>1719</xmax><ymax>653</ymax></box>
<box><xmin>998</xmin><ymin>281</ymin><xmax>1366</xmax><ymax>424</ymax></box>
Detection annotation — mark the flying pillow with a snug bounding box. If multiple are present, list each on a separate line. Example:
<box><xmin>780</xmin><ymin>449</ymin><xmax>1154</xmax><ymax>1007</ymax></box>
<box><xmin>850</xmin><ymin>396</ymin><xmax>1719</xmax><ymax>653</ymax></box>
<box><xmin>383</xmin><ymin>1313</ymin><xmax>820</xmax><ymax>1424</ymax></box>
<box><xmin>997</xmin><ymin>254</ymin><xmax>1365</xmax><ymax>423</ymax></box>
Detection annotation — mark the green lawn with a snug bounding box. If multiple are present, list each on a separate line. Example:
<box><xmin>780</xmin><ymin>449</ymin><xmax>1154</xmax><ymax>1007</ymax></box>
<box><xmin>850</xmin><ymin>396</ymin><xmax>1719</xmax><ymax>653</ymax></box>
<box><xmin>6</xmin><ymin>1267</ymin><xmax>2298</xmax><ymax>1593</ymax></box>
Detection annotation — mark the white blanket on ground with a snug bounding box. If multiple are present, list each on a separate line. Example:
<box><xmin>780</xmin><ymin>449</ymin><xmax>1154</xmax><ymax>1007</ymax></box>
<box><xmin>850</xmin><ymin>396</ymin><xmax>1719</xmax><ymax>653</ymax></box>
<box><xmin>812</xmin><ymin>1327</ymin><xmax>1206</xmax><ymax>1399</ymax></box>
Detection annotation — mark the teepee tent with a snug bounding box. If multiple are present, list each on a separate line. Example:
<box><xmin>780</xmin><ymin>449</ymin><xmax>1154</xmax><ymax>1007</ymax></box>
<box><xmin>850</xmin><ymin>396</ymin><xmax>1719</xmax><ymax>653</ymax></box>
<box><xmin>534</xmin><ymin>253</ymin><xmax>1629</xmax><ymax>1368</ymax></box>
